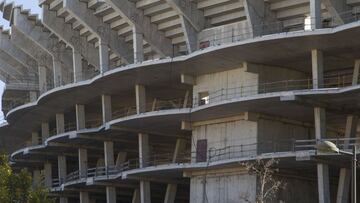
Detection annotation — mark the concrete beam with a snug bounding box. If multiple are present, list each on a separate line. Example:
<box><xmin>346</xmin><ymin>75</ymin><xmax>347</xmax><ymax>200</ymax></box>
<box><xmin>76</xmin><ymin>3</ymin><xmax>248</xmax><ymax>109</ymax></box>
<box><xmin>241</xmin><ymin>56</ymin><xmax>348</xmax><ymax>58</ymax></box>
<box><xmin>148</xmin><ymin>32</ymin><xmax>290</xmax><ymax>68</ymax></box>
<box><xmin>103</xmin><ymin>0</ymin><xmax>173</xmax><ymax>57</ymax></box>
<box><xmin>244</xmin><ymin>0</ymin><xmax>279</xmax><ymax>36</ymax></box>
<box><xmin>63</xmin><ymin>0</ymin><xmax>133</xmax><ymax>64</ymax></box>
<box><xmin>310</xmin><ymin>0</ymin><xmax>322</xmax><ymax>29</ymax></box>
<box><xmin>311</xmin><ymin>49</ymin><xmax>324</xmax><ymax>89</ymax></box>
<box><xmin>322</xmin><ymin>0</ymin><xmax>351</xmax><ymax>25</ymax></box>
<box><xmin>42</xmin><ymin>5</ymin><xmax>99</xmax><ymax>69</ymax></box>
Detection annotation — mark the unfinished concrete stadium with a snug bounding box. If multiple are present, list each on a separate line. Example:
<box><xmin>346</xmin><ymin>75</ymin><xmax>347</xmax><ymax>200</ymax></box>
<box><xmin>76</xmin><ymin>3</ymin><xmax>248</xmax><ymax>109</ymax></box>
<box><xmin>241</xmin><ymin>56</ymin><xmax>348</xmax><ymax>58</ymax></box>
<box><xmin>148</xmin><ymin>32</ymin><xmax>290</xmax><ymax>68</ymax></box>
<box><xmin>1</xmin><ymin>0</ymin><xmax>360</xmax><ymax>202</ymax></box>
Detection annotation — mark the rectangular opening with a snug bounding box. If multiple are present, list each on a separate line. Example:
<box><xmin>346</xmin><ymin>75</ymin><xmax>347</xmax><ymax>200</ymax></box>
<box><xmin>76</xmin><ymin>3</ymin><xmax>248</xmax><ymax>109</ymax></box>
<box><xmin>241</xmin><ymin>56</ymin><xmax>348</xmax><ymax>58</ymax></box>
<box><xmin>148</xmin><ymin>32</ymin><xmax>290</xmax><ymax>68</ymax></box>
<box><xmin>196</xmin><ymin>139</ymin><xmax>207</xmax><ymax>162</ymax></box>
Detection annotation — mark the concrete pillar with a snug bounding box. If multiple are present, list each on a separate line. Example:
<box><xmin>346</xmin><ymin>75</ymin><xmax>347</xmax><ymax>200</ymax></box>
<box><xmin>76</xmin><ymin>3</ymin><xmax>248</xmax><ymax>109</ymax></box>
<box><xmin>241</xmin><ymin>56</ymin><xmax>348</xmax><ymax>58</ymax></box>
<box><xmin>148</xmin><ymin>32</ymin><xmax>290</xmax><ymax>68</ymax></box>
<box><xmin>56</xmin><ymin>113</ymin><xmax>65</xmax><ymax>134</ymax></box>
<box><xmin>102</xmin><ymin>95</ymin><xmax>112</xmax><ymax>123</ymax></box>
<box><xmin>79</xmin><ymin>148</ymin><xmax>88</xmax><ymax>178</ymax></box>
<box><xmin>135</xmin><ymin>84</ymin><xmax>146</xmax><ymax>114</ymax></box>
<box><xmin>115</xmin><ymin>152</ymin><xmax>127</xmax><ymax>169</ymax></box>
<box><xmin>132</xmin><ymin>189</ymin><xmax>140</xmax><ymax>203</ymax></box>
<box><xmin>41</xmin><ymin>122</ymin><xmax>50</xmax><ymax>143</ymax></box>
<box><xmin>314</xmin><ymin>107</ymin><xmax>330</xmax><ymax>203</ymax></box>
<box><xmin>133</xmin><ymin>27</ymin><xmax>144</xmax><ymax>63</ymax></box>
<box><xmin>310</xmin><ymin>0</ymin><xmax>322</xmax><ymax>29</ymax></box>
<box><xmin>172</xmin><ymin>139</ymin><xmax>187</xmax><ymax>162</ymax></box>
<box><xmin>44</xmin><ymin>162</ymin><xmax>52</xmax><ymax>188</ymax></box>
<box><xmin>32</xmin><ymin>169</ymin><xmax>41</xmax><ymax>187</ymax></box>
<box><xmin>336</xmin><ymin>115</ymin><xmax>358</xmax><ymax>203</ymax></box>
<box><xmin>352</xmin><ymin>59</ymin><xmax>360</xmax><ymax>85</ymax></box>
<box><xmin>140</xmin><ymin>181</ymin><xmax>151</xmax><ymax>203</ymax></box>
<box><xmin>53</xmin><ymin>58</ymin><xmax>62</xmax><ymax>87</ymax></box>
<box><xmin>104</xmin><ymin>141</ymin><xmax>114</xmax><ymax>167</ymax></box>
<box><xmin>164</xmin><ymin>184</ymin><xmax>177</xmax><ymax>203</ymax></box>
<box><xmin>311</xmin><ymin>49</ymin><xmax>324</xmax><ymax>89</ymax></box>
<box><xmin>29</xmin><ymin>91</ymin><xmax>37</xmax><ymax>102</ymax></box>
<box><xmin>76</xmin><ymin>104</ymin><xmax>86</xmax><ymax>130</ymax></box>
<box><xmin>80</xmin><ymin>191</ymin><xmax>90</xmax><ymax>203</ymax></box>
<box><xmin>58</xmin><ymin>155</ymin><xmax>67</xmax><ymax>184</ymax></box>
<box><xmin>138</xmin><ymin>133</ymin><xmax>149</xmax><ymax>168</ymax></box>
<box><xmin>106</xmin><ymin>186</ymin><xmax>116</xmax><ymax>203</ymax></box>
<box><xmin>31</xmin><ymin>132</ymin><xmax>39</xmax><ymax>146</ymax></box>
<box><xmin>38</xmin><ymin>65</ymin><xmax>47</xmax><ymax>93</ymax></box>
<box><xmin>99</xmin><ymin>39</ymin><xmax>109</xmax><ymax>73</ymax></box>
<box><xmin>73</xmin><ymin>50</ymin><xmax>83</xmax><ymax>82</ymax></box>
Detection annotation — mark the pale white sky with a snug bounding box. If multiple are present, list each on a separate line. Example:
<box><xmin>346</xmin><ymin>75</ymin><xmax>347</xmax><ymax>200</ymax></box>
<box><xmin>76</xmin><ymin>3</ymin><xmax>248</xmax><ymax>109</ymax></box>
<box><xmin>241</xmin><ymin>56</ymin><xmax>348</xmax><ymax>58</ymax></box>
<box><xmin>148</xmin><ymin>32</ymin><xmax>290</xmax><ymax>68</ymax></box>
<box><xmin>0</xmin><ymin>0</ymin><xmax>41</xmax><ymax>120</ymax></box>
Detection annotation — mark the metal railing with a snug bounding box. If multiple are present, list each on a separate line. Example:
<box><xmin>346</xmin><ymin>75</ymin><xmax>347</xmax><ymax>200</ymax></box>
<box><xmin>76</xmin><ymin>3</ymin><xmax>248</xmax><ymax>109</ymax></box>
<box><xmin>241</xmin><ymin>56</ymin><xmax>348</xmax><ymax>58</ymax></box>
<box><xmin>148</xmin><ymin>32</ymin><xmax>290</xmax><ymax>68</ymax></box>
<box><xmin>295</xmin><ymin>137</ymin><xmax>360</xmax><ymax>151</ymax></box>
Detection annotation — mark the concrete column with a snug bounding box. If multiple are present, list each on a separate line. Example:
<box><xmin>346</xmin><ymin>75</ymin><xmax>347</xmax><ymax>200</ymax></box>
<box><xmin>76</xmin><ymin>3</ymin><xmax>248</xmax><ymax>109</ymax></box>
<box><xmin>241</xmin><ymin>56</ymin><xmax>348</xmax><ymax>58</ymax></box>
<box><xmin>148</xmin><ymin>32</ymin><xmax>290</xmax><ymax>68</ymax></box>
<box><xmin>336</xmin><ymin>115</ymin><xmax>358</xmax><ymax>203</ymax></box>
<box><xmin>76</xmin><ymin>104</ymin><xmax>86</xmax><ymax>130</ymax></box>
<box><xmin>80</xmin><ymin>191</ymin><xmax>90</xmax><ymax>203</ymax></box>
<box><xmin>29</xmin><ymin>91</ymin><xmax>37</xmax><ymax>102</ymax></box>
<box><xmin>132</xmin><ymin>189</ymin><xmax>140</xmax><ymax>203</ymax></box>
<box><xmin>32</xmin><ymin>169</ymin><xmax>41</xmax><ymax>187</ymax></box>
<box><xmin>44</xmin><ymin>162</ymin><xmax>52</xmax><ymax>188</ymax></box>
<box><xmin>73</xmin><ymin>50</ymin><xmax>83</xmax><ymax>82</ymax></box>
<box><xmin>133</xmin><ymin>26</ymin><xmax>144</xmax><ymax>63</ymax></box>
<box><xmin>56</xmin><ymin>113</ymin><xmax>65</xmax><ymax>134</ymax></box>
<box><xmin>138</xmin><ymin>133</ymin><xmax>149</xmax><ymax>168</ymax></box>
<box><xmin>38</xmin><ymin>65</ymin><xmax>47</xmax><ymax>93</ymax></box>
<box><xmin>104</xmin><ymin>141</ymin><xmax>114</xmax><ymax>167</ymax></box>
<box><xmin>102</xmin><ymin>95</ymin><xmax>112</xmax><ymax>123</ymax></box>
<box><xmin>115</xmin><ymin>152</ymin><xmax>127</xmax><ymax>169</ymax></box>
<box><xmin>310</xmin><ymin>0</ymin><xmax>322</xmax><ymax>29</ymax></box>
<box><xmin>99</xmin><ymin>39</ymin><xmax>109</xmax><ymax>73</ymax></box>
<box><xmin>53</xmin><ymin>58</ymin><xmax>63</xmax><ymax>87</ymax></box>
<box><xmin>41</xmin><ymin>122</ymin><xmax>50</xmax><ymax>143</ymax></box>
<box><xmin>31</xmin><ymin>132</ymin><xmax>39</xmax><ymax>146</ymax></box>
<box><xmin>106</xmin><ymin>186</ymin><xmax>116</xmax><ymax>203</ymax></box>
<box><xmin>352</xmin><ymin>59</ymin><xmax>360</xmax><ymax>85</ymax></box>
<box><xmin>172</xmin><ymin>139</ymin><xmax>187</xmax><ymax>162</ymax></box>
<box><xmin>58</xmin><ymin>155</ymin><xmax>67</xmax><ymax>184</ymax></box>
<box><xmin>135</xmin><ymin>84</ymin><xmax>146</xmax><ymax>114</ymax></box>
<box><xmin>140</xmin><ymin>181</ymin><xmax>151</xmax><ymax>203</ymax></box>
<box><xmin>79</xmin><ymin>148</ymin><xmax>88</xmax><ymax>178</ymax></box>
<box><xmin>314</xmin><ymin>107</ymin><xmax>330</xmax><ymax>203</ymax></box>
<box><xmin>164</xmin><ymin>184</ymin><xmax>177</xmax><ymax>203</ymax></box>
<box><xmin>311</xmin><ymin>49</ymin><xmax>324</xmax><ymax>89</ymax></box>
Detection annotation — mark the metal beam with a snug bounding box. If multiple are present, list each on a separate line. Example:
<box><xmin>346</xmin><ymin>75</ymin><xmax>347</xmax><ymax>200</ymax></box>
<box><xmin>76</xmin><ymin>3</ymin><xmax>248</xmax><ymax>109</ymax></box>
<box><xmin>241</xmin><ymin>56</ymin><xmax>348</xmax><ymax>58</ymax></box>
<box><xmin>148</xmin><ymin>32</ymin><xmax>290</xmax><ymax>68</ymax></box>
<box><xmin>103</xmin><ymin>0</ymin><xmax>173</xmax><ymax>57</ymax></box>
<box><xmin>63</xmin><ymin>0</ymin><xmax>133</xmax><ymax>64</ymax></box>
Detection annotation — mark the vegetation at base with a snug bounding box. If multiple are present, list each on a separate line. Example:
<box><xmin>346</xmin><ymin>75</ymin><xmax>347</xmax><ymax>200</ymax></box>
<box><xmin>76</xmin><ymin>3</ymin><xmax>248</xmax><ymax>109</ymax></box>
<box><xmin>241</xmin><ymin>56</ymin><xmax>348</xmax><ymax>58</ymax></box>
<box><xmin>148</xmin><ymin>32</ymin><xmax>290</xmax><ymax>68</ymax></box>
<box><xmin>0</xmin><ymin>154</ymin><xmax>55</xmax><ymax>203</ymax></box>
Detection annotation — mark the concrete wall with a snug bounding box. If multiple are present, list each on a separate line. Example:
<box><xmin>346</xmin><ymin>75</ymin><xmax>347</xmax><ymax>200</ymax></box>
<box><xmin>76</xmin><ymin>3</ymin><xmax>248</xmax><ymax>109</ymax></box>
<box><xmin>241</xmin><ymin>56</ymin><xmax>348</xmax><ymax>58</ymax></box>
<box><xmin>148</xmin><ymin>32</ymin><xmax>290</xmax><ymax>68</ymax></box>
<box><xmin>191</xmin><ymin>117</ymin><xmax>258</xmax><ymax>162</ymax></box>
<box><xmin>189</xmin><ymin>168</ymin><xmax>256</xmax><ymax>203</ymax></box>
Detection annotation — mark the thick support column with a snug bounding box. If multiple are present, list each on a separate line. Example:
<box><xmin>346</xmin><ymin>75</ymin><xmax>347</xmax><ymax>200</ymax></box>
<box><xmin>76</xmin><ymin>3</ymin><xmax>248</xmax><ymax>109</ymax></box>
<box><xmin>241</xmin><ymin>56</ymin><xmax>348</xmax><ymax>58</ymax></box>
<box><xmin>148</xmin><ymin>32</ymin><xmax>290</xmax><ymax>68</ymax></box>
<box><xmin>352</xmin><ymin>60</ymin><xmax>360</xmax><ymax>85</ymax></box>
<box><xmin>58</xmin><ymin>155</ymin><xmax>67</xmax><ymax>185</ymax></box>
<box><xmin>104</xmin><ymin>141</ymin><xmax>116</xmax><ymax>203</ymax></box>
<box><xmin>29</xmin><ymin>91</ymin><xmax>37</xmax><ymax>102</ymax></box>
<box><xmin>135</xmin><ymin>85</ymin><xmax>146</xmax><ymax>114</ymax></box>
<box><xmin>56</xmin><ymin>113</ymin><xmax>65</xmax><ymax>134</ymax></box>
<box><xmin>80</xmin><ymin>191</ymin><xmax>90</xmax><ymax>203</ymax></box>
<box><xmin>106</xmin><ymin>187</ymin><xmax>116</xmax><ymax>203</ymax></box>
<box><xmin>311</xmin><ymin>49</ymin><xmax>324</xmax><ymax>89</ymax></box>
<box><xmin>133</xmin><ymin>27</ymin><xmax>144</xmax><ymax>63</ymax></box>
<box><xmin>99</xmin><ymin>39</ymin><xmax>109</xmax><ymax>73</ymax></box>
<box><xmin>76</xmin><ymin>104</ymin><xmax>86</xmax><ymax>130</ymax></box>
<box><xmin>336</xmin><ymin>115</ymin><xmax>358</xmax><ymax>203</ymax></box>
<box><xmin>138</xmin><ymin>133</ymin><xmax>151</xmax><ymax>203</ymax></box>
<box><xmin>132</xmin><ymin>189</ymin><xmax>140</xmax><ymax>203</ymax></box>
<box><xmin>32</xmin><ymin>169</ymin><xmax>41</xmax><ymax>187</ymax></box>
<box><xmin>31</xmin><ymin>132</ymin><xmax>39</xmax><ymax>146</ymax></box>
<box><xmin>44</xmin><ymin>162</ymin><xmax>52</xmax><ymax>188</ymax></box>
<box><xmin>38</xmin><ymin>65</ymin><xmax>47</xmax><ymax>93</ymax></box>
<box><xmin>41</xmin><ymin>122</ymin><xmax>50</xmax><ymax>143</ymax></box>
<box><xmin>310</xmin><ymin>0</ymin><xmax>322</xmax><ymax>29</ymax></box>
<box><xmin>79</xmin><ymin>148</ymin><xmax>88</xmax><ymax>178</ymax></box>
<box><xmin>73</xmin><ymin>50</ymin><xmax>83</xmax><ymax>82</ymax></box>
<box><xmin>314</xmin><ymin>107</ymin><xmax>330</xmax><ymax>203</ymax></box>
<box><xmin>53</xmin><ymin>58</ymin><xmax>63</xmax><ymax>87</ymax></box>
<box><xmin>102</xmin><ymin>95</ymin><xmax>112</xmax><ymax>123</ymax></box>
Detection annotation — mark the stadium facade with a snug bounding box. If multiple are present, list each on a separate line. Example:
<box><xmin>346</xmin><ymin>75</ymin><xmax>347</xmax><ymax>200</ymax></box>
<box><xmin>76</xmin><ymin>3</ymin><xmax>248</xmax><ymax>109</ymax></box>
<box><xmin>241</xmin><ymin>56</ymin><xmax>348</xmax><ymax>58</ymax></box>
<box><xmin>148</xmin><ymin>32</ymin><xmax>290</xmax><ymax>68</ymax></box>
<box><xmin>0</xmin><ymin>0</ymin><xmax>359</xmax><ymax>202</ymax></box>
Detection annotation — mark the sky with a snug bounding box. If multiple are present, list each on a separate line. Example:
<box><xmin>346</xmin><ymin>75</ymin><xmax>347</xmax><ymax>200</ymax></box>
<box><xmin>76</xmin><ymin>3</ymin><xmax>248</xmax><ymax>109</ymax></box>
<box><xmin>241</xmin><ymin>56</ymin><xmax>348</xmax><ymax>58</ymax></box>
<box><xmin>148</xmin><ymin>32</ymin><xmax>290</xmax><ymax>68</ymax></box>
<box><xmin>0</xmin><ymin>0</ymin><xmax>41</xmax><ymax>121</ymax></box>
